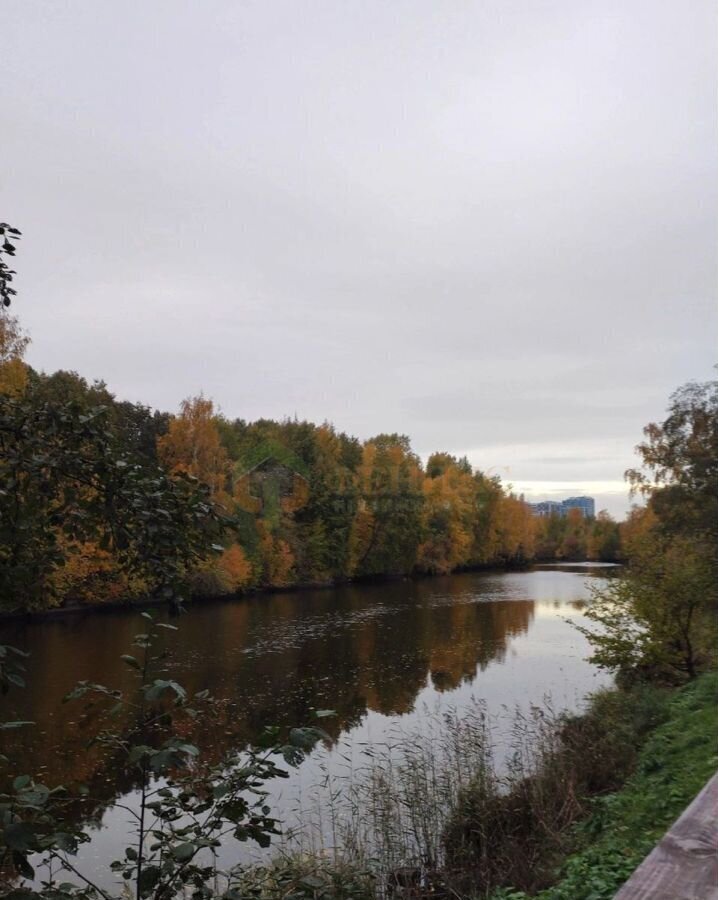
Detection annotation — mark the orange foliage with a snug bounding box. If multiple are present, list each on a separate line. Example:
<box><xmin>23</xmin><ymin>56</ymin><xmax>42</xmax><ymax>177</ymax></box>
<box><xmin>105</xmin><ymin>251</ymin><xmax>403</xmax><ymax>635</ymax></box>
<box><xmin>157</xmin><ymin>396</ymin><xmax>230</xmax><ymax>502</ymax></box>
<box><xmin>494</xmin><ymin>494</ymin><xmax>536</xmax><ymax>562</ymax></box>
<box><xmin>49</xmin><ymin>540</ymin><xmax>134</xmax><ymax>606</ymax></box>
<box><xmin>191</xmin><ymin>542</ymin><xmax>255</xmax><ymax>597</ymax></box>
<box><xmin>258</xmin><ymin>525</ymin><xmax>296</xmax><ymax>587</ymax></box>
<box><xmin>217</xmin><ymin>544</ymin><xmax>254</xmax><ymax>591</ymax></box>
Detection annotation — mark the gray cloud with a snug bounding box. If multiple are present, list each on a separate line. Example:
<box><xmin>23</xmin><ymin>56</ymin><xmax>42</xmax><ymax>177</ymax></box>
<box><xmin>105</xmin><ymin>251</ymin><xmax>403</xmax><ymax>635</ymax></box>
<box><xmin>2</xmin><ymin>0</ymin><xmax>716</xmax><ymax>518</ymax></box>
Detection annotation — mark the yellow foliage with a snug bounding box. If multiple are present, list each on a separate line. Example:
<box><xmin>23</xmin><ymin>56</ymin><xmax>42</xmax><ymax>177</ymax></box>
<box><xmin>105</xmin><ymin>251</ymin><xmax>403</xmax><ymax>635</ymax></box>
<box><xmin>620</xmin><ymin>505</ymin><xmax>658</xmax><ymax>557</ymax></box>
<box><xmin>495</xmin><ymin>495</ymin><xmax>536</xmax><ymax>561</ymax></box>
<box><xmin>418</xmin><ymin>462</ymin><xmax>476</xmax><ymax>573</ymax></box>
<box><xmin>0</xmin><ymin>357</ymin><xmax>28</xmax><ymax>396</ymax></box>
<box><xmin>49</xmin><ymin>540</ymin><xmax>135</xmax><ymax>606</ymax></box>
<box><xmin>0</xmin><ymin>311</ymin><xmax>30</xmax><ymax>396</ymax></box>
<box><xmin>348</xmin><ymin>501</ymin><xmax>375</xmax><ymax>575</ymax></box>
<box><xmin>157</xmin><ymin>395</ymin><xmax>231</xmax><ymax>502</ymax></box>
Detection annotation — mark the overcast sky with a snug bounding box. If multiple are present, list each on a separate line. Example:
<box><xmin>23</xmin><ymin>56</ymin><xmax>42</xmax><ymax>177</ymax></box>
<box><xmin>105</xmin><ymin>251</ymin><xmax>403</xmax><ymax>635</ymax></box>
<box><xmin>3</xmin><ymin>1</ymin><xmax>716</xmax><ymax>517</ymax></box>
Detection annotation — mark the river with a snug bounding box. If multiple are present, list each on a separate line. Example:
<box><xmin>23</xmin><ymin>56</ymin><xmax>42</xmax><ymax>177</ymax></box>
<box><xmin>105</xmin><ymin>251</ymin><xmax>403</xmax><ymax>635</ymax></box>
<box><xmin>1</xmin><ymin>563</ymin><xmax>616</xmax><ymax>887</ymax></box>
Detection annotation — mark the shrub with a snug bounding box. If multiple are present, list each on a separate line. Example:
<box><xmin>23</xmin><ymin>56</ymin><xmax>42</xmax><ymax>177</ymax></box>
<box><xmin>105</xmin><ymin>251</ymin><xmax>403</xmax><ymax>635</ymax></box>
<box><xmin>228</xmin><ymin>855</ymin><xmax>375</xmax><ymax>900</ymax></box>
<box><xmin>443</xmin><ymin>683</ymin><xmax>669</xmax><ymax>895</ymax></box>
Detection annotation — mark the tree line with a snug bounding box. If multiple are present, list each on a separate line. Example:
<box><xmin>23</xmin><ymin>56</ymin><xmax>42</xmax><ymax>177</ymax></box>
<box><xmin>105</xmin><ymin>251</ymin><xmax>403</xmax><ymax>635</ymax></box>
<box><xmin>1</xmin><ymin>309</ymin><xmax>622</xmax><ymax>614</ymax></box>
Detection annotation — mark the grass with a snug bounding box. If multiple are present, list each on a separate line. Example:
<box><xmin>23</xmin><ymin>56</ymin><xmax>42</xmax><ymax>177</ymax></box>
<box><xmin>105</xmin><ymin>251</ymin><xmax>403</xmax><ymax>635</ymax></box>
<box><xmin>492</xmin><ymin>671</ymin><xmax>718</xmax><ymax>900</ymax></box>
<box><xmin>440</xmin><ymin>681</ymin><xmax>673</xmax><ymax>896</ymax></box>
<box><xmin>230</xmin><ymin>673</ymin><xmax>716</xmax><ymax>899</ymax></box>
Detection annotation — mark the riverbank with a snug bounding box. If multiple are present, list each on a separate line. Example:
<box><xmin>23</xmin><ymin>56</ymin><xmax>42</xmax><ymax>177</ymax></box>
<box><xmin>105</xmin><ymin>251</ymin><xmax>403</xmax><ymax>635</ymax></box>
<box><xmin>506</xmin><ymin>670</ymin><xmax>718</xmax><ymax>900</ymax></box>
<box><xmin>441</xmin><ymin>674</ymin><xmax>718</xmax><ymax>897</ymax></box>
<box><xmin>0</xmin><ymin>558</ymin><xmax>619</xmax><ymax>623</ymax></box>
<box><xmin>232</xmin><ymin>672</ymin><xmax>717</xmax><ymax>900</ymax></box>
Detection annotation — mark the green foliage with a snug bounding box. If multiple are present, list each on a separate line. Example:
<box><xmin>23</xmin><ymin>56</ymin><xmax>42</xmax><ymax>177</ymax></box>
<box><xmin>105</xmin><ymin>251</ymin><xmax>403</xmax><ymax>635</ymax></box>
<box><xmin>577</xmin><ymin>375</ymin><xmax>718</xmax><ymax>682</ymax></box>
<box><xmin>25</xmin><ymin>369</ymin><xmax>169</xmax><ymax>464</ymax></box>
<box><xmin>492</xmin><ymin>673</ymin><xmax>718</xmax><ymax>900</ymax></box>
<box><xmin>533</xmin><ymin>510</ymin><xmax>621</xmax><ymax>563</ymax></box>
<box><xmin>228</xmin><ymin>856</ymin><xmax>375</xmax><ymax>900</ymax></box>
<box><xmin>578</xmin><ymin>531</ymin><xmax>717</xmax><ymax>681</ymax></box>
<box><xmin>442</xmin><ymin>682</ymin><xmax>671</xmax><ymax>896</ymax></box>
<box><xmin>626</xmin><ymin>377</ymin><xmax>718</xmax><ymax>538</ymax></box>
<box><xmin>0</xmin><ymin>391</ymin><xmax>230</xmax><ymax>612</ymax></box>
<box><xmin>353</xmin><ymin>435</ymin><xmax>424</xmax><ymax>577</ymax></box>
<box><xmin>0</xmin><ymin>615</ymin><xmax>329</xmax><ymax>899</ymax></box>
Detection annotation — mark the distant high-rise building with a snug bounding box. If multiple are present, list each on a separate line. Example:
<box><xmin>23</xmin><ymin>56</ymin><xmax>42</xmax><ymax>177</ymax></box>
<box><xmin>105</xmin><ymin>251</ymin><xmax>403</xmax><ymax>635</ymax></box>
<box><xmin>528</xmin><ymin>496</ymin><xmax>596</xmax><ymax>518</ymax></box>
<box><xmin>529</xmin><ymin>500</ymin><xmax>564</xmax><ymax>517</ymax></box>
<box><xmin>561</xmin><ymin>496</ymin><xmax>596</xmax><ymax>518</ymax></box>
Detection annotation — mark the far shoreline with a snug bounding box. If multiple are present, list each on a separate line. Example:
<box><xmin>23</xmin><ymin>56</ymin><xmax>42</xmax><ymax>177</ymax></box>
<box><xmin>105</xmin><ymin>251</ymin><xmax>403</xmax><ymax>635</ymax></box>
<box><xmin>0</xmin><ymin>558</ymin><xmax>622</xmax><ymax>625</ymax></box>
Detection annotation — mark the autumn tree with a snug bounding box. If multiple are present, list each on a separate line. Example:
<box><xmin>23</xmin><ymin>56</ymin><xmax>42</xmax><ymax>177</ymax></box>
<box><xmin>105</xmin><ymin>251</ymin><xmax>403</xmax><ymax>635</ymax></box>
<box><xmin>291</xmin><ymin>423</ymin><xmax>360</xmax><ymax>581</ymax></box>
<box><xmin>493</xmin><ymin>493</ymin><xmax>536</xmax><ymax>564</ymax></box>
<box><xmin>350</xmin><ymin>434</ymin><xmax>424</xmax><ymax>576</ymax></box>
<box><xmin>582</xmin><ymin>376</ymin><xmax>718</xmax><ymax>681</ymax></box>
<box><xmin>0</xmin><ymin>396</ymin><xmax>230</xmax><ymax>612</ymax></box>
<box><xmin>626</xmin><ymin>376</ymin><xmax>718</xmax><ymax>539</ymax></box>
<box><xmin>533</xmin><ymin>512</ymin><xmax>565</xmax><ymax>560</ymax></box>
<box><xmin>158</xmin><ymin>395</ymin><xmax>231</xmax><ymax>503</ymax></box>
<box><xmin>0</xmin><ymin>309</ymin><xmax>29</xmax><ymax>395</ymax></box>
<box><xmin>468</xmin><ymin>472</ymin><xmax>504</xmax><ymax>564</ymax></box>
<box><xmin>579</xmin><ymin>530</ymin><xmax>716</xmax><ymax>681</ymax></box>
<box><xmin>417</xmin><ymin>453</ymin><xmax>476</xmax><ymax>574</ymax></box>
<box><xmin>587</xmin><ymin>510</ymin><xmax>621</xmax><ymax>561</ymax></box>
<box><xmin>559</xmin><ymin>507</ymin><xmax>588</xmax><ymax>559</ymax></box>
<box><xmin>190</xmin><ymin>542</ymin><xmax>254</xmax><ymax>596</ymax></box>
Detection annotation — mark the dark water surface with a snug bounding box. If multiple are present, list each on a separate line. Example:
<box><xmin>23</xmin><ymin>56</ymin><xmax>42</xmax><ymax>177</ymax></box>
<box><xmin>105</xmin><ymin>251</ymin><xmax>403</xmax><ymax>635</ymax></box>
<box><xmin>1</xmin><ymin>565</ymin><xmax>615</xmax><ymax>883</ymax></box>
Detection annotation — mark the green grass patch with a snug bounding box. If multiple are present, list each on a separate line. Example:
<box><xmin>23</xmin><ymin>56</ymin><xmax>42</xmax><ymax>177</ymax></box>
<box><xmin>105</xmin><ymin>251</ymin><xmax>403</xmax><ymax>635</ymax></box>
<box><xmin>494</xmin><ymin>671</ymin><xmax>718</xmax><ymax>900</ymax></box>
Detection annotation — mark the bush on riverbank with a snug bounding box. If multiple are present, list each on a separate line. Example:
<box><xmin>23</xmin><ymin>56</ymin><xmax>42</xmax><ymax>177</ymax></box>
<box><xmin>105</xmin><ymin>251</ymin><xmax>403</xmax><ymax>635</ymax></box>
<box><xmin>441</xmin><ymin>681</ymin><xmax>671</xmax><ymax>896</ymax></box>
<box><xmin>228</xmin><ymin>855</ymin><xmax>375</xmax><ymax>900</ymax></box>
<box><xmin>490</xmin><ymin>671</ymin><xmax>718</xmax><ymax>900</ymax></box>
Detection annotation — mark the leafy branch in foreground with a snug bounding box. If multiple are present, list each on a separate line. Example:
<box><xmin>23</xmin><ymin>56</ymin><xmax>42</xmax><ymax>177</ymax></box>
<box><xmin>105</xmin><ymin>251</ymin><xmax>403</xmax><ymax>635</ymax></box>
<box><xmin>0</xmin><ymin>223</ymin><xmax>21</xmax><ymax>309</ymax></box>
<box><xmin>0</xmin><ymin>615</ymin><xmax>331</xmax><ymax>899</ymax></box>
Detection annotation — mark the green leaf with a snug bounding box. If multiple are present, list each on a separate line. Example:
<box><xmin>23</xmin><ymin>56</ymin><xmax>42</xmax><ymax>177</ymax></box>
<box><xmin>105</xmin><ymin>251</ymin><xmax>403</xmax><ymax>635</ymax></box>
<box><xmin>289</xmin><ymin>726</ymin><xmax>328</xmax><ymax>750</ymax></box>
<box><xmin>3</xmin><ymin>822</ymin><xmax>37</xmax><ymax>852</ymax></box>
<box><xmin>145</xmin><ymin>679</ymin><xmax>187</xmax><ymax>703</ymax></box>
<box><xmin>121</xmin><ymin>654</ymin><xmax>141</xmax><ymax>670</ymax></box>
<box><xmin>52</xmin><ymin>832</ymin><xmax>76</xmax><ymax>852</ymax></box>
<box><xmin>11</xmin><ymin>851</ymin><xmax>35</xmax><ymax>880</ymax></box>
<box><xmin>171</xmin><ymin>842</ymin><xmax>197</xmax><ymax>861</ymax></box>
<box><xmin>137</xmin><ymin>864</ymin><xmax>161</xmax><ymax>897</ymax></box>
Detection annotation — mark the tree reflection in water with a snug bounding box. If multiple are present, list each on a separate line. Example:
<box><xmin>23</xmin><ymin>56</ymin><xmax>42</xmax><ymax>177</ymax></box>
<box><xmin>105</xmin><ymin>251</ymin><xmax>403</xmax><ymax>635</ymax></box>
<box><xmin>1</xmin><ymin>566</ymin><xmax>610</xmax><ymax>880</ymax></box>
